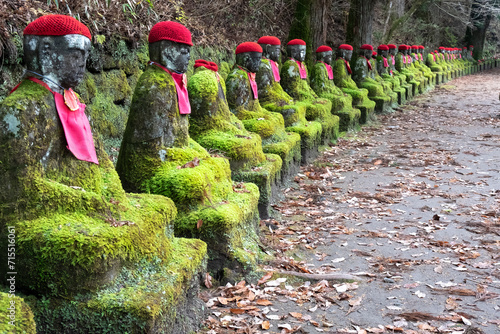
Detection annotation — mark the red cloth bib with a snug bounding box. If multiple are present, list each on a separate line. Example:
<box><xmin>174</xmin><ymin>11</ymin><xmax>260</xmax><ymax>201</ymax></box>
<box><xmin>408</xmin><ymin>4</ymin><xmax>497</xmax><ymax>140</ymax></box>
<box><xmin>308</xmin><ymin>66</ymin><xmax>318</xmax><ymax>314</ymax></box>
<box><xmin>10</xmin><ymin>77</ymin><xmax>98</xmax><ymax>164</ymax></box>
<box><xmin>391</xmin><ymin>55</ymin><xmax>396</xmax><ymax>66</ymax></box>
<box><xmin>419</xmin><ymin>54</ymin><xmax>423</xmax><ymax>61</ymax></box>
<box><xmin>269</xmin><ymin>59</ymin><xmax>281</xmax><ymax>82</ymax></box>
<box><xmin>248</xmin><ymin>72</ymin><xmax>258</xmax><ymax>99</ymax></box>
<box><xmin>149</xmin><ymin>61</ymin><xmax>191</xmax><ymax>115</ymax></box>
<box><xmin>320</xmin><ymin>61</ymin><xmax>334</xmax><ymax>80</ymax></box>
<box><xmin>383</xmin><ymin>57</ymin><xmax>389</xmax><ymax>68</ymax></box>
<box><xmin>403</xmin><ymin>55</ymin><xmax>407</xmax><ymax>64</ymax></box>
<box><xmin>341</xmin><ymin>59</ymin><xmax>352</xmax><ymax>74</ymax></box>
<box><xmin>363</xmin><ymin>56</ymin><xmax>372</xmax><ymax>70</ymax></box>
<box><xmin>293</xmin><ymin>59</ymin><xmax>307</xmax><ymax>79</ymax></box>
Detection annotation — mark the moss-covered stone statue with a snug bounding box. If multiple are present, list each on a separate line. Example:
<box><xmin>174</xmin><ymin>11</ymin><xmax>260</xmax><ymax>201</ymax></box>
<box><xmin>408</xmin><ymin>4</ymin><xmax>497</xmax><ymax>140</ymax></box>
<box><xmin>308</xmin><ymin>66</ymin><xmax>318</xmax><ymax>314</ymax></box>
<box><xmin>116</xmin><ymin>23</ymin><xmax>262</xmax><ymax>279</ymax></box>
<box><xmin>369</xmin><ymin>50</ymin><xmax>399</xmax><ymax>109</ymax></box>
<box><xmin>388</xmin><ymin>44</ymin><xmax>413</xmax><ymax>101</ymax></box>
<box><xmin>426</xmin><ymin>50</ymin><xmax>444</xmax><ymax>84</ymax></box>
<box><xmin>351</xmin><ymin>44</ymin><xmax>392</xmax><ymax>113</ymax></box>
<box><xmin>255</xmin><ymin>36</ymin><xmax>322</xmax><ymax>163</ymax></box>
<box><xmin>280</xmin><ymin>39</ymin><xmax>339</xmax><ymax>144</ymax></box>
<box><xmin>376</xmin><ymin>44</ymin><xmax>406</xmax><ymax>105</ymax></box>
<box><xmin>332</xmin><ymin>44</ymin><xmax>375</xmax><ymax>124</ymax></box>
<box><xmin>437</xmin><ymin>47</ymin><xmax>453</xmax><ymax>81</ymax></box>
<box><xmin>395</xmin><ymin>44</ymin><xmax>420</xmax><ymax>96</ymax></box>
<box><xmin>310</xmin><ymin>45</ymin><xmax>361</xmax><ymax>131</ymax></box>
<box><xmin>410</xmin><ymin>45</ymin><xmax>434</xmax><ymax>90</ymax></box>
<box><xmin>0</xmin><ymin>15</ymin><xmax>207</xmax><ymax>333</ymax></box>
<box><xmin>225</xmin><ymin>42</ymin><xmax>301</xmax><ymax>179</ymax></box>
<box><xmin>187</xmin><ymin>59</ymin><xmax>281</xmax><ymax>219</ymax></box>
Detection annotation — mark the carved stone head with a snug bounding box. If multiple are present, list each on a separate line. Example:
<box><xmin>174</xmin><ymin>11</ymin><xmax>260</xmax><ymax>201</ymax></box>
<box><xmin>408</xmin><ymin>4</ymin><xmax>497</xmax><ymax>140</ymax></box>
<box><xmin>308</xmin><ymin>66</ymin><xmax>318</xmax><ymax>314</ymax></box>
<box><xmin>378</xmin><ymin>47</ymin><xmax>389</xmax><ymax>58</ymax></box>
<box><xmin>287</xmin><ymin>39</ymin><xmax>307</xmax><ymax>62</ymax></box>
<box><xmin>149</xmin><ymin>40</ymin><xmax>191</xmax><ymax>73</ymax></box>
<box><xmin>360</xmin><ymin>45</ymin><xmax>373</xmax><ymax>58</ymax></box>
<box><xmin>235</xmin><ymin>42</ymin><xmax>263</xmax><ymax>73</ymax></box>
<box><xmin>23</xmin><ymin>15</ymin><xmax>92</xmax><ymax>93</ymax></box>
<box><xmin>316</xmin><ymin>50</ymin><xmax>333</xmax><ymax>65</ymax></box>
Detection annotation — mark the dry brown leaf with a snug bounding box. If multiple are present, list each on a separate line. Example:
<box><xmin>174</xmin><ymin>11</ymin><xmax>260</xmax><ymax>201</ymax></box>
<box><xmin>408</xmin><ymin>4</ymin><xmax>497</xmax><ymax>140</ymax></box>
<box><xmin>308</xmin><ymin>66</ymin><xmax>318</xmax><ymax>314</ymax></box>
<box><xmin>229</xmin><ymin>308</ymin><xmax>245</xmax><ymax>314</ymax></box>
<box><xmin>289</xmin><ymin>312</ymin><xmax>302</xmax><ymax>319</ymax></box>
<box><xmin>217</xmin><ymin>296</ymin><xmax>228</xmax><ymax>305</ymax></box>
<box><xmin>261</xmin><ymin>320</ymin><xmax>270</xmax><ymax>330</ymax></box>
<box><xmin>256</xmin><ymin>299</ymin><xmax>273</xmax><ymax>306</ymax></box>
<box><xmin>257</xmin><ymin>272</ymin><xmax>273</xmax><ymax>285</ymax></box>
<box><xmin>196</xmin><ymin>219</ymin><xmax>203</xmax><ymax>229</ymax></box>
<box><xmin>204</xmin><ymin>272</ymin><xmax>212</xmax><ymax>289</ymax></box>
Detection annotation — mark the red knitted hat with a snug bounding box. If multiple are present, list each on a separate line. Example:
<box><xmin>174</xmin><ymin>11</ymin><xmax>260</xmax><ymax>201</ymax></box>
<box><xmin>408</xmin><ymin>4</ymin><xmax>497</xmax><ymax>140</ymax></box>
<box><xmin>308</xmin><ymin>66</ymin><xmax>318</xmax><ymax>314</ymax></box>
<box><xmin>439</xmin><ymin>46</ymin><xmax>445</xmax><ymax>50</ymax></box>
<box><xmin>24</xmin><ymin>14</ymin><xmax>91</xmax><ymax>40</ymax></box>
<box><xmin>194</xmin><ymin>59</ymin><xmax>218</xmax><ymax>72</ymax></box>
<box><xmin>372</xmin><ymin>51</ymin><xmax>377</xmax><ymax>56</ymax></box>
<box><xmin>258</xmin><ymin>36</ymin><xmax>281</xmax><ymax>45</ymax></box>
<box><xmin>378</xmin><ymin>44</ymin><xmax>389</xmax><ymax>51</ymax></box>
<box><xmin>148</xmin><ymin>21</ymin><xmax>193</xmax><ymax>46</ymax></box>
<box><xmin>316</xmin><ymin>45</ymin><xmax>332</xmax><ymax>53</ymax></box>
<box><xmin>361</xmin><ymin>44</ymin><xmax>373</xmax><ymax>51</ymax></box>
<box><xmin>418</xmin><ymin>45</ymin><xmax>424</xmax><ymax>49</ymax></box>
<box><xmin>235</xmin><ymin>42</ymin><xmax>263</xmax><ymax>54</ymax></box>
<box><xmin>287</xmin><ymin>39</ymin><xmax>306</xmax><ymax>46</ymax></box>
<box><xmin>469</xmin><ymin>45</ymin><xmax>474</xmax><ymax>48</ymax></box>
<box><xmin>411</xmin><ymin>45</ymin><xmax>419</xmax><ymax>49</ymax></box>
<box><xmin>387</xmin><ymin>44</ymin><xmax>396</xmax><ymax>49</ymax></box>
<box><xmin>338</xmin><ymin>44</ymin><xmax>353</xmax><ymax>50</ymax></box>
<box><xmin>463</xmin><ymin>47</ymin><xmax>467</xmax><ymax>49</ymax></box>
<box><xmin>398</xmin><ymin>44</ymin><xmax>407</xmax><ymax>51</ymax></box>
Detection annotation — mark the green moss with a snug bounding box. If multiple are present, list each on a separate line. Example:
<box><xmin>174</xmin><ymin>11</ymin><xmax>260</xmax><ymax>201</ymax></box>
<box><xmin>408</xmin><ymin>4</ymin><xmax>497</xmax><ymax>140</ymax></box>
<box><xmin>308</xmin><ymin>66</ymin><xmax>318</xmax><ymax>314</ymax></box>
<box><xmin>27</xmin><ymin>238</ymin><xmax>207</xmax><ymax>333</ymax></box>
<box><xmin>0</xmin><ymin>292</ymin><xmax>36</xmax><ymax>334</ymax></box>
<box><xmin>219</xmin><ymin>61</ymin><xmax>231</xmax><ymax>81</ymax></box>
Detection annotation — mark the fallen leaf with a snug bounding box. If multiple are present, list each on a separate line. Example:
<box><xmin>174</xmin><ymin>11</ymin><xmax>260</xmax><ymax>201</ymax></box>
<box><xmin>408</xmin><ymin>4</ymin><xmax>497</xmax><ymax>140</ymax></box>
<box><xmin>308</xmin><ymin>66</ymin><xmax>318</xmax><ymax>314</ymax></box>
<box><xmin>179</xmin><ymin>157</ymin><xmax>200</xmax><ymax>169</ymax></box>
<box><xmin>230</xmin><ymin>308</ymin><xmax>245</xmax><ymax>314</ymax></box>
<box><xmin>256</xmin><ymin>299</ymin><xmax>273</xmax><ymax>306</ymax></box>
<box><xmin>204</xmin><ymin>273</ymin><xmax>212</xmax><ymax>288</ymax></box>
<box><xmin>257</xmin><ymin>272</ymin><xmax>273</xmax><ymax>285</ymax></box>
<box><xmin>289</xmin><ymin>312</ymin><xmax>302</xmax><ymax>319</ymax></box>
<box><xmin>197</xmin><ymin>219</ymin><xmax>203</xmax><ymax>229</ymax></box>
<box><xmin>261</xmin><ymin>320</ymin><xmax>270</xmax><ymax>330</ymax></box>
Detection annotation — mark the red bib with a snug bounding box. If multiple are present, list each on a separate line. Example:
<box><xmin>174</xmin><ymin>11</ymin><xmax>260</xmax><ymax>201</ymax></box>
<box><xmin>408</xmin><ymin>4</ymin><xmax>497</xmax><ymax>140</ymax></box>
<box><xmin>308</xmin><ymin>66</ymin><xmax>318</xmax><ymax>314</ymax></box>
<box><xmin>293</xmin><ymin>60</ymin><xmax>307</xmax><ymax>79</ymax></box>
<box><xmin>320</xmin><ymin>61</ymin><xmax>334</xmax><ymax>80</ymax></box>
<box><xmin>149</xmin><ymin>61</ymin><xmax>191</xmax><ymax>115</ymax></box>
<box><xmin>10</xmin><ymin>77</ymin><xmax>98</xmax><ymax>164</ymax></box>
<box><xmin>269</xmin><ymin>59</ymin><xmax>281</xmax><ymax>82</ymax></box>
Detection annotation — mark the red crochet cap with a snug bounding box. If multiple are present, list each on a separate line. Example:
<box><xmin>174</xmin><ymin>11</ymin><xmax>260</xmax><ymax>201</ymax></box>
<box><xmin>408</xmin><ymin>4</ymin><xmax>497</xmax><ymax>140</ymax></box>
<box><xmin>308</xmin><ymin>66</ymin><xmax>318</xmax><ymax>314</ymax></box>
<box><xmin>378</xmin><ymin>44</ymin><xmax>389</xmax><ymax>51</ymax></box>
<box><xmin>361</xmin><ymin>44</ymin><xmax>373</xmax><ymax>50</ymax></box>
<box><xmin>235</xmin><ymin>42</ymin><xmax>263</xmax><ymax>54</ymax></box>
<box><xmin>463</xmin><ymin>47</ymin><xmax>467</xmax><ymax>49</ymax></box>
<box><xmin>372</xmin><ymin>51</ymin><xmax>377</xmax><ymax>56</ymax></box>
<box><xmin>418</xmin><ymin>45</ymin><xmax>424</xmax><ymax>49</ymax></box>
<box><xmin>469</xmin><ymin>45</ymin><xmax>474</xmax><ymax>48</ymax></box>
<box><xmin>411</xmin><ymin>45</ymin><xmax>419</xmax><ymax>49</ymax></box>
<box><xmin>194</xmin><ymin>59</ymin><xmax>218</xmax><ymax>72</ymax></box>
<box><xmin>387</xmin><ymin>44</ymin><xmax>396</xmax><ymax>49</ymax></box>
<box><xmin>24</xmin><ymin>14</ymin><xmax>91</xmax><ymax>40</ymax></box>
<box><xmin>258</xmin><ymin>36</ymin><xmax>281</xmax><ymax>45</ymax></box>
<box><xmin>149</xmin><ymin>21</ymin><xmax>193</xmax><ymax>46</ymax></box>
<box><xmin>316</xmin><ymin>45</ymin><xmax>332</xmax><ymax>53</ymax></box>
<box><xmin>398</xmin><ymin>44</ymin><xmax>407</xmax><ymax>51</ymax></box>
<box><xmin>338</xmin><ymin>44</ymin><xmax>353</xmax><ymax>50</ymax></box>
<box><xmin>287</xmin><ymin>39</ymin><xmax>306</xmax><ymax>46</ymax></box>
<box><xmin>439</xmin><ymin>46</ymin><xmax>445</xmax><ymax>50</ymax></box>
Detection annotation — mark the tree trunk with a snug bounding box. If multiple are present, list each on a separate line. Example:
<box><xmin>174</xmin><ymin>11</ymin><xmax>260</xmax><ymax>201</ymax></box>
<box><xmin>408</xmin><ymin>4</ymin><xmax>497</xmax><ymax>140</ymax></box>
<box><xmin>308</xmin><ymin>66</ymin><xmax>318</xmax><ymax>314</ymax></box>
<box><xmin>289</xmin><ymin>0</ymin><xmax>329</xmax><ymax>67</ymax></box>
<box><xmin>346</xmin><ymin>0</ymin><xmax>377</xmax><ymax>49</ymax></box>
<box><xmin>465</xmin><ymin>0</ymin><xmax>493</xmax><ymax>59</ymax></box>
<box><xmin>382</xmin><ymin>0</ymin><xmax>432</xmax><ymax>43</ymax></box>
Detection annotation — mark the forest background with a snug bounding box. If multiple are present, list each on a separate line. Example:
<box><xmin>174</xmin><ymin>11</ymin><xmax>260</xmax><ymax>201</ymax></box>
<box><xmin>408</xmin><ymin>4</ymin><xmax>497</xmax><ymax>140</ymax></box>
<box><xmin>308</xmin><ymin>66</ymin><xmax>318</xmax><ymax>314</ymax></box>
<box><xmin>1</xmin><ymin>0</ymin><xmax>499</xmax><ymax>159</ymax></box>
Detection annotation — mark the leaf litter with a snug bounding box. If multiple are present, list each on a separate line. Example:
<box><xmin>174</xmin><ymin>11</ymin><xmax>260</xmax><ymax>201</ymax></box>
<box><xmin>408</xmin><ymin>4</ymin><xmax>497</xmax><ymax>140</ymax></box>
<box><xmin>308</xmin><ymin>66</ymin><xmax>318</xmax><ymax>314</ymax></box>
<box><xmin>198</xmin><ymin>72</ymin><xmax>500</xmax><ymax>333</ymax></box>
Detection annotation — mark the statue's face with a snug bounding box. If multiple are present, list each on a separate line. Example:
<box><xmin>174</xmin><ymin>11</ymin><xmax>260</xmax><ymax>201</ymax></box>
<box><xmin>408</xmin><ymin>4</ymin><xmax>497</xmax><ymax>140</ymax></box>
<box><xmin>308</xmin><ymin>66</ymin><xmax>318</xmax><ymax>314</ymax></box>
<box><xmin>318</xmin><ymin>51</ymin><xmax>333</xmax><ymax>65</ymax></box>
<box><xmin>389</xmin><ymin>48</ymin><xmax>396</xmax><ymax>56</ymax></box>
<box><xmin>362</xmin><ymin>49</ymin><xmax>372</xmax><ymax>58</ymax></box>
<box><xmin>346</xmin><ymin>50</ymin><xmax>353</xmax><ymax>61</ymax></box>
<box><xmin>160</xmin><ymin>40</ymin><xmax>191</xmax><ymax>73</ymax></box>
<box><xmin>244</xmin><ymin>51</ymin><xmax>262</xmax><ymax>73</ymax></box>
<box><xmin>31</xmin><ymin>34</ymin><xmax>90</xmax><ymax>89</ymax></box>
<box><xmin>263</xmin><ymin>45</ymin><xmax>281</xmax><ymax>62</ymax></box>
<box><xmin>288</xmin><ymin>45</ymin><xmax>306</xmax><ymax>62</ymax></box>
<box><xmin>379</xmin><ymin>49</ymin><xmax>388</xmax><ymax>57</ymax></box>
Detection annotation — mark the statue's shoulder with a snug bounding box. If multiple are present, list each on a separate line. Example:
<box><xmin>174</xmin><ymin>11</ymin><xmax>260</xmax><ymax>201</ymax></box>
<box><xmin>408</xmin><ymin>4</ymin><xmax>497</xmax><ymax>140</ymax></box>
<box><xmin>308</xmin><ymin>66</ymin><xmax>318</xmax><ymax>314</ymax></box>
<box><xmin>226</xmin><ymin>67</ymin><xmax>247</xmax><ymax>82</ymax></box>
<box><xmin>188</xmin><ymin>68</ymin><xmax>219</xmax><ymax>99</ymax></box>
<box><xmin>2</xmin><ymin>79</ymin><xmax>53</xmax><ymax>110</ymax></box>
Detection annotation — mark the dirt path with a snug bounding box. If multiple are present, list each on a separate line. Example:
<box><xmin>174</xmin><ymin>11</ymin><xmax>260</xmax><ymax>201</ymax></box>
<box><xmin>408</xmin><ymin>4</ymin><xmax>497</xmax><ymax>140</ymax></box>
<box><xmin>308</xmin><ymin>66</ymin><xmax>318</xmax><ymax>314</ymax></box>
<box><xmin>200</xmin><ymin>69</ymin><xmax>500</xmax><ymax>334</ymax></box>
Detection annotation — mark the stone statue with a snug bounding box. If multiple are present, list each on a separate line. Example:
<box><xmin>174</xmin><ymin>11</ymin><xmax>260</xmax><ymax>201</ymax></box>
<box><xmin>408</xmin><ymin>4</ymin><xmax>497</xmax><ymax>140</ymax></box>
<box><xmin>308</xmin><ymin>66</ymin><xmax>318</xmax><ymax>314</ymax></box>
<box><xmin>226</xmin><ymin>41</ymin><xmax>301</xmax><ymax>179</ymax></box>
<box><xmin>0</xmin><ymin>15</ymin><xmax>207</xmax><ymax>332</ymax></box>
<box><xmin>426</xmin><ymin>49</ymin><xmax>445</xmax><ymax>84</ymax></box>
<box><xmin>388</xmin><ymin>44</ymin><xmax>413</xmax><ymax>101</ymax></box>
<box><xmin>310</xmin><ymin>45</ymin><xmax>361</xmax><ymax>131</ymax></box>
<box><xmin>376</xmin><ymin>44</ymin><xmax>406</xmax><ymax>105</ymax></box>
<box><xmin>255</xmin><ymin>35</ymin><xmax>322</xmax><ymax>162</ymax></box>
<box><xmin>280</xmin><ymin>39</ymin><xmax>339</xmax><ymax>143</ymax></box>
<box><xmin>351</xmin><ymin>44</ymin><xmax>392</xmax><ymax>113</ymax></box>
<box><xmin>117</xmin><ymin>22</ymin><xmax>262</xmax><ymax>275</ymax></box>
<box><xmin>332</xmin><ymin>44</ymin><xmax>375</xmax><ymax>123</ymax></box>
<box><xmin>187</xmin><ymin>58</ymin><xmax>282</xmax><ymax>219</ymax></box>
<box><xmin>411</xmin><ymin>45</ymin><xmax>435</xmax><ymax>89</ymax></box>
<box><xmin>395</xmin><ymin>45</ymin><xmax>420</xmax><ymax>95</ymax></box>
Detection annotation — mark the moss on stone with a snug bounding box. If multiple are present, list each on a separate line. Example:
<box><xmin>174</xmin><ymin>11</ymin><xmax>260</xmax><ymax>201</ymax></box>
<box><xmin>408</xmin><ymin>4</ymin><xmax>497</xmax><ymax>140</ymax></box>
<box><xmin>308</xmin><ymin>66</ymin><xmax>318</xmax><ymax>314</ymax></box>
<box><xmin>0</xmin><ymin>292</ymin><xmax>36</xmax><ymax>334</ymax></box>
<box><xmin>27</xmin><ymin>238</ymin><xmax>207</xmax><ymax>334</ymax></box>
